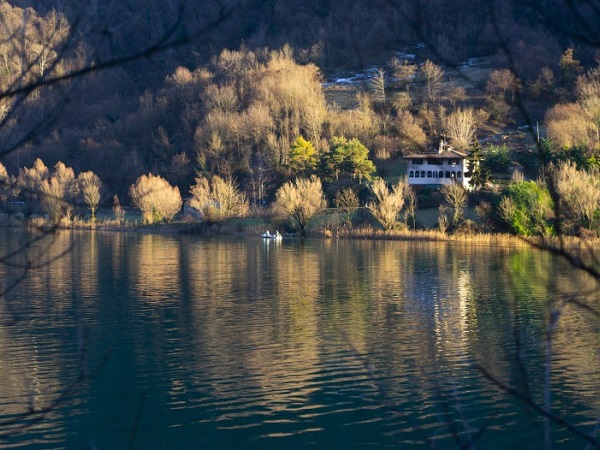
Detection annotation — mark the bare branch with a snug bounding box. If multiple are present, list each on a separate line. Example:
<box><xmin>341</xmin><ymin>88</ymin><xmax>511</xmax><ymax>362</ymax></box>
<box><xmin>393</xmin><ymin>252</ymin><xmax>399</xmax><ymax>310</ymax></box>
<box><xmin>476</xmin><ymin>365</ymin><xmax>600</xmax><ymax>448</ymax></box>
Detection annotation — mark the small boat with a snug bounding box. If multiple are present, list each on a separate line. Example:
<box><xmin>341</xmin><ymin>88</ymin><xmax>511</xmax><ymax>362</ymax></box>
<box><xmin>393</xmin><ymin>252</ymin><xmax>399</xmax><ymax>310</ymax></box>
<box><xmin>261</xmin><ymin>230</ymin><xmax>282</xmax><ymax>240</ymax></box>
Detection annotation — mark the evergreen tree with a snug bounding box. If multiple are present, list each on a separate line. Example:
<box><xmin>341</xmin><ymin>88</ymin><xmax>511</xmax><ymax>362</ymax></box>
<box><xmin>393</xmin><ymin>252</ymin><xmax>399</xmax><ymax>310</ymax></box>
<box><xmin>466</xmin><ymin>140</ymin><xmax>490</xmax><ymax>189</ymax></box>
<box><xmin>320</xmin><ymin>136</ymin><xmax>376</xmax><ymax>182</ymax></box>
<box><xmin>289</xmin><ymin>136</ymin><xmax>318</xmax><ymax>176</ymax></box>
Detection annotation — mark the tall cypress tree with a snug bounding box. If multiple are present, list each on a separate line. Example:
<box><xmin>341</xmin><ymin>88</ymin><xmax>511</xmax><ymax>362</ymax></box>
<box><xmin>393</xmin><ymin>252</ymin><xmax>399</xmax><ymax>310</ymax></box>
<box><xmin>466</xmin><ymin>140</ymin><xmax>490</xmax><ymax>189</ymax></box>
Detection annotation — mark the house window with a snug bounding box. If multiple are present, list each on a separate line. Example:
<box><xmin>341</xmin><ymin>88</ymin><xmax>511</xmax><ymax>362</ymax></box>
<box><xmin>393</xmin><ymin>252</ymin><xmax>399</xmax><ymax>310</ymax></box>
<box><xmin>439</xmin><ymin>171</ymin><xmax>443</xmax><ymax>178</ymax></box>
<box><xmin>428</xmin><ymin>159</ymin><xmax>443</xmax><ymax>165</ymax></box>
<box><xmin>457</xmin><ymin>171</ymin><xmax>462</xmax><ymax>178</ymax></box>
<box><xmin>421</xmin><ymin>171</ymin><xmax>425</xmax><ymax>178</ymax></box>
<box><xmin>412</xmin><ymin>159</ymin><xmax>424</xmax><ymax>165</ymax></box>
<box><xmin>450</xmin><ymin>159</ymin><xmax>459</xmax><ymax>165</ymax></box>
<box><xmin>427</xmin><ymin>171</ymin><xmax>432</xmax><ymax>178</ymax></box>
<box><xmin>409</xmin><ymin>170</ymin><xmax>414</xmax><ymax>177</ymax></box>
<box><xmin>415</xmin><ymin>171</ymin><xmax>420</xmax><ymax>178</ymax></box>
<box><xmin>445</xmin><ymin>171</ymin><xmax>451</xmax><ymax>178</ymax></box>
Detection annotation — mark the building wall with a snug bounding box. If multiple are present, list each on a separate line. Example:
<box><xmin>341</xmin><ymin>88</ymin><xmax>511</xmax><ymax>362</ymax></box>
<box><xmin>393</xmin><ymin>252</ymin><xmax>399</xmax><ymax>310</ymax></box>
<box><xmin>406</xmin><ymin>158</ymin><xmax>471</xmax><ymax>189</ymax></box>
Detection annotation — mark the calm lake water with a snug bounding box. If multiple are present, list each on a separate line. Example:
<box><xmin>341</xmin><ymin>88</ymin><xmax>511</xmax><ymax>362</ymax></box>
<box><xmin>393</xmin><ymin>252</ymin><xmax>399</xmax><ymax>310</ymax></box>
<box><xmin>0</xmin><ymin>228</ymin><xmax>599</xmax><ymax>449</ymax></box>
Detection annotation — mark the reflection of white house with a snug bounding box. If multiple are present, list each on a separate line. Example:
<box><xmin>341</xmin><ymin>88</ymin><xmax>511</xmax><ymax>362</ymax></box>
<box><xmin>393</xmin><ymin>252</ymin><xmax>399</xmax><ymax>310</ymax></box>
<box><xmin>404</xmin><ymin>140</ymin><xmax>472</xmax><ymax>190</ymax></box>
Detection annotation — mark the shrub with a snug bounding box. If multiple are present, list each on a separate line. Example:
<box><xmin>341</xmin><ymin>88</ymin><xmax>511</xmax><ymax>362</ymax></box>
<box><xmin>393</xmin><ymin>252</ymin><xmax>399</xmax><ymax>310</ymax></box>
<box><xmin>189</xmin><ymin>175</ymin><xmax>249</xmax><ymax>222</ymax></box>
<box><xmin>78</xmin><ymin>171</ymin><xmax>102</xmax><ymax>221</ymax></box>
<box><xmin>39</xmin><ymin>162</ymin><xmax>78</xmax><ymax>224</ymax></box>
<box><xmin>441</xmin><ymin>182</ymin><xmax>468</xmax><ymax>226</ymax></box>
<box><xmin>273</xmin><ymin>176</ymin><xmax>327</xmax><ymax>236</ymax></box>
<box><xmin>498</xmin><ymin>180</ymin><xmax>553</xmax><ymax>236</ymax></box>
<box><xmin>129</xmin><ymin>173</ymin><xmax>182</xmax><ymax>224</ymax></box>
<box><xmin>367</xmin><ymin>177</ymin><xmax>409</xmax><ymax>230</ymax></box>
<box><xmin>484</xmin><ymin>144</ymin><xmax>511</xmax><ymax>173</ymax></box>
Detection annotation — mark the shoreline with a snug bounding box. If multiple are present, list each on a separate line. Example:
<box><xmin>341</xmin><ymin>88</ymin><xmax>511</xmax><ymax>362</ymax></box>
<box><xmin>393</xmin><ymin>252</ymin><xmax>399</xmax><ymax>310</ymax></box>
<box><xmin>6</xmin><ymin>217</ymin><xmax>600</xmax><ymax>249</ymax></box>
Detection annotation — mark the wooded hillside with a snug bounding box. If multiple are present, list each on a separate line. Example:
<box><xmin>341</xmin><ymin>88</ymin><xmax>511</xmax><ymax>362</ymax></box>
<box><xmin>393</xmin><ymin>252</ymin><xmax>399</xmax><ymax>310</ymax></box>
<box><xmin>0</xmin><ymin>0</ymin><xmax>598</xmax><ymax>204</ymax></box>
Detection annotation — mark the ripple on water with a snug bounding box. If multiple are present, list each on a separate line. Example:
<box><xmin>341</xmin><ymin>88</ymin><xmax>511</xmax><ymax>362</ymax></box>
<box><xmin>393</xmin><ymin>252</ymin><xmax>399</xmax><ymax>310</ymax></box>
<box><xmin>1</xmin><ymin>232</ymin><xmax>599</xmax><ymax>450</ymax></box>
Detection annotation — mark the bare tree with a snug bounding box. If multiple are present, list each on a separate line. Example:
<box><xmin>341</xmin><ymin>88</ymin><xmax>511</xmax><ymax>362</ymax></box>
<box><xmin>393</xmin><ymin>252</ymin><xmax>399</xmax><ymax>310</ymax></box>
<box><xmin>39</xmin><ymin>161</ymin><xmax>77</xmax><ymax>224</ymax></box>
<box><xmin>78</xmin><ymin>171</ymin><xmax>103</xmax><ymax>222</ymax></box>
<box><xmin>370</xmin><ymin>68</ymin><xmax>386</xmax><ymax>106</ymax></box>
<box><xmin>576</xmin><ymin>69</ymin><xmax>600</xmax><ymax>144</ymax></box>
<box><xmin>486</xmin><ymin>69</ymin><xmax>520</xmax><ymax>103</ymax></box>
<box><xmin>129</xmin><ymin>173</ymin><xmax>182</xmax><ymax>224</ymax></box>
<box><xmin>389</xmin><ymin>57</ymin><xmax>416</xmax><ymax>93</ymax></box>
<box><xmin>3</xmin><ymin>0</ymin><xmax>600</xmax><ymax>447</ymax></box>
<box><xmin>0</xmin><ymin>0</ymin><xmax>246</xmax><ymax>442</ymax></box>
<box><xmin>39</xmin><ymin>177</ymin><xmax>69</xmax><ymax>224</ymax></box>
<box><xmin>254</xmin><ymin>46</ymin><xmax>327</xmax><ymax>166</ymax></box>
<box><xmin>444</xmin><ymin>107</ymin><xmax>478</xmax><ymax>151</ymax></box>
<box><xmin>334</xmin><ymin>187</ymin><xmax>359</xmax><ymax>227</ymax></box>
<box><xmin>553</xmin><ymin>161</ymin><xmax>600</xmax><ymax>232</ymax></box>
<box><xmin>367</xmin><ymin>177</ymin><xmax>409</xmax><ymax>230</ymax></box>
<box><xmin>189</xmin><ymin>175</ymin><xmax>249</xmax><ymax>221</ymax></box>
<box><xmin>545</xmin><ymin>102</ymin><xmax>595</xmax><ymax>149</ymax></box>
<box><xmin>484</xmin><ymin>69</ymin><xmax>521</xmax><ymax>122</ymax></box>
<box><xmin>0</xmin><ymin>162</ymin><xmax>16</xmax><ymax>204</ymax></box>
<box><xmin>273</xmin><ymin>175</ymin><xmax>326</xmax><ymax>236</ymax></box>
<box><xmin>17</xmin><ymin>158</ymin><xmax>48</xmax><ymax>215</ymax></box>
<box><xmin>0</xmin><ymin>0</ymin><xmax>242</xmax><ymax>169</ymax></box>
<box><xmin>392</xmin><ymin>91</ymin><xmax>412</xmax><ymax>113</ymax></box>
<box><xmin>193</xmin><ymin>46</ymin><xmax>327</xmax><ymax>173</ymax></box>
<box><xmin>202</xmin><ymin>83</ymin><xmax>239</xmax><ymax>114</ymax></box>
<box><xmin>405</xmin><ymin>186</ymin><xmax>418</xmax><ymax>230</ymax></box>
<box><xmin>420</xmin><ymin>59</ymin><xmax>444</xmax><ymax>101</ymax></box>
<box><xmin>497</xmin><ymin>196</ymin><xmax>517</xmax><ymax>225</ymax></box>
<box><xmin>448</xmin><ymin>85</ymin><xmax>466</xmax><ymax>108</ymax></box>
<box><xmin>327</xmin><ymin>106</ymin><xmax>378</xmax><ymax>146</ymax></box>
<box><xmin>437</xmin><ymin>204</ymin><xmax>450</xmax><ymax>234</ymax></box>
<box><xmin>30</xmin><ymin>9</ymin><xmax>70</xmax><ymax>79</ymax></box>
<box><xmin>112</xmin><ymin>194</ymin><xmax>125</xmax><ymax>224</ymax></box>
<box><xmin>441</xmin><ymin>182</ymin><xmax>468</xmax><ymax>227</ymax></box>
<box><xmin>416</xmin><ymin>102</ymin><xmax>442</xmax><ymax>136</ymax></box>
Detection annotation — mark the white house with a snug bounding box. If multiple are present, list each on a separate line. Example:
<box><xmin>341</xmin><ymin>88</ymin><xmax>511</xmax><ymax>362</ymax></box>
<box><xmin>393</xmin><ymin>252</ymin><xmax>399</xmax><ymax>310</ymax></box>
<box><xmin>404</xmin><ymin>140</ymin><xmax>472</xmax><ymax>190</ymax></box>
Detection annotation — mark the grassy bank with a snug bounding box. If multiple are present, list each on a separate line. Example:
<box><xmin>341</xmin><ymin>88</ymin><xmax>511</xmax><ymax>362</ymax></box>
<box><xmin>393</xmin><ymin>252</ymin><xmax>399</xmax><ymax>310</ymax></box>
<box><xmin>8</xmin><ymin>208</ymin><xmax>600</xmax><ymax>250</ymax></box>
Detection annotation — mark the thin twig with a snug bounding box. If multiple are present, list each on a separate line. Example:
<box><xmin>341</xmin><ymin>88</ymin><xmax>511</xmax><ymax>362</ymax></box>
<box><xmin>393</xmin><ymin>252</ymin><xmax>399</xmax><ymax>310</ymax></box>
<box><xmin>127</xmin><ymin>392</ymin><xmax>147</xmax><ymax>450</ymax></box>
<box><xmin>476</xmin><ymin>365</ymin><xmax>600</xmax><ymax>448</ymax></box>
<box><xmin>0</xmin><ymin>349</ymin><xmax>111</xmax><ymax>439</ymax></box>
<box><xmin>348</xmin><ymin>344</ymin><xmax>440</xmax><ymax>449</ymax></box>
<box><xmin>544</xmin><ymin>305</ymin><xmax>562</xmax><ymax>450</ymax></box>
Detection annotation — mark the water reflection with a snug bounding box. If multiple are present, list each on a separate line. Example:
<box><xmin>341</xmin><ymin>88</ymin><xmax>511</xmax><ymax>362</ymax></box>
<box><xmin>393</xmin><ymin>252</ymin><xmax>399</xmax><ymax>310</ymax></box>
<box><xmin>129</xmin><ymin>234</ymin><xmax>182</xmax><ymax>302</ymax></box>
<box><xmin>0</xmin><ymin>231</ymin><xmax>598</xmax><ymax>449</ymax></box>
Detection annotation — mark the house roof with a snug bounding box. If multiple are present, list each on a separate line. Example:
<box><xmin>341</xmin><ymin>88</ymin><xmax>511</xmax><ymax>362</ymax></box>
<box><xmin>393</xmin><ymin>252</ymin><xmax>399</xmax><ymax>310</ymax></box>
<box><xmin>404</xmin><ymin>149</ymin><xmax>468</xmax><ymax>159</ymax></box>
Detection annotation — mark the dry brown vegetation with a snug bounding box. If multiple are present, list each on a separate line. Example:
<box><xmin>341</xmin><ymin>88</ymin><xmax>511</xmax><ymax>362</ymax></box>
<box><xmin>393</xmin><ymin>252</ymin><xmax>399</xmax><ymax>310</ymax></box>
<box><xmin>441</xmin><ymin>183</ymin><xmax>468</xmax><ymax>226</ymax></box>
<box><xmin>189</xmin><ymin>175</ymin><xmax>249</xmax><ymax>222</ymax></box>
<box><xmin>333</xmin><ymin>225</ymin><xmax>522</xmax><ymax>244</ymax></box>
<box><xmin>3</xmin><ymin>3</ymin><xmax>600</xmax><ymax>448</ymax></box>
<box><xmin>443</xmin><ymin>107</ymin><xmax>478</xmax><ymax>151</ymax></box>
<box><xmin>77</xmin><ymin>171</ymin><xmax>102</xmax><ymax>221</ymax></box>
<box><xmin>367</xmin><ymin>177</ymin><xmax>411</xmax><ymax>230</ymax></box>
<box><xmin>273</xmin><ymin>176</ymin><xmax>327</xmax><ymax>235</ymax></box>
<box><xmin>0</xmin><ymin>0</ymin><xmax>595</xmax><ymax>221</ymax></box>
<box><xmin>553</xmin><ymin>161</ymin><xmax>600</xmax><ymax>232</ymax></box>
<box><xmin>129</xmin><ymin>173</ymin><xmax>182</xmax><ymax>224</ymax></box>
<box><xmin>0</xmin><ymin>0</ymin><xmax>595</xmax><ymax>244</ymax></box>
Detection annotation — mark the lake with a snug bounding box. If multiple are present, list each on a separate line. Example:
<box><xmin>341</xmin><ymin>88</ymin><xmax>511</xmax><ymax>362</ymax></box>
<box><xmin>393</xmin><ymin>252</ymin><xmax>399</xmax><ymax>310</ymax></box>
<box><xmin>0</xmin><ymin>228</ymin><xmax>599</xmax><ymax>449</ymax></box>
